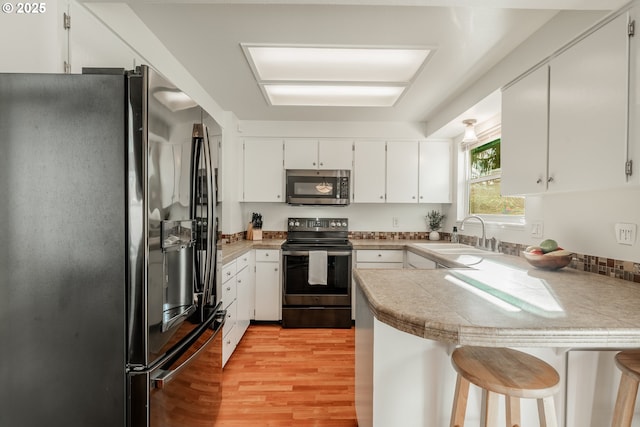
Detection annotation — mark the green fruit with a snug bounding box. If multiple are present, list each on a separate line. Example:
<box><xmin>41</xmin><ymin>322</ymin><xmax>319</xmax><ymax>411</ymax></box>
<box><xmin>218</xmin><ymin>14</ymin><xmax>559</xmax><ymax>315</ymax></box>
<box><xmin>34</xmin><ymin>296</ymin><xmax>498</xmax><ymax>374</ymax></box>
<box><xmin>540</xmin><ymin>239</ymin><xmax>559</xmax><ymax>253</ymax></box>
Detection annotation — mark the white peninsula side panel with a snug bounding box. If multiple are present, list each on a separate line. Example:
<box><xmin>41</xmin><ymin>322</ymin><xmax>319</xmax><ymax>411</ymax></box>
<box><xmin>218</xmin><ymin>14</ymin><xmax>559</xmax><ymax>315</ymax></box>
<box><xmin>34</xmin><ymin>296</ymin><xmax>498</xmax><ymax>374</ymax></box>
<box><xmin>355</xmin><ymin>285</ymin><xmax>566</xmax><ymax>427</ymax></box>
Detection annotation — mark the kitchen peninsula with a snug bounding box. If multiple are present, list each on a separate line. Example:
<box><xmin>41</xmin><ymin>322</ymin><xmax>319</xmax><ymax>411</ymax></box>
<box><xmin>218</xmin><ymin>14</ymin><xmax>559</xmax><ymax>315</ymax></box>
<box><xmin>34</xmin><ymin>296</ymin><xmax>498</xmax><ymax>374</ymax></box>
<box><xmin>353</xmin><ymin>245</ymin><xmax>640</xmax><ymax>427</ymax></box>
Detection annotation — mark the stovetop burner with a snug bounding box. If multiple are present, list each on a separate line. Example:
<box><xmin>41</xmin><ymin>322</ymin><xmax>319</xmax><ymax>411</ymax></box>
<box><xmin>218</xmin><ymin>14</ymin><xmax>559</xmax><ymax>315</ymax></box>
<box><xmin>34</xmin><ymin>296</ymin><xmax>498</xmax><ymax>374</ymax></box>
<box><xmin>283</xmin><ymin>217</ymin><xmax>350</xmax><ymax>250</ymax></box>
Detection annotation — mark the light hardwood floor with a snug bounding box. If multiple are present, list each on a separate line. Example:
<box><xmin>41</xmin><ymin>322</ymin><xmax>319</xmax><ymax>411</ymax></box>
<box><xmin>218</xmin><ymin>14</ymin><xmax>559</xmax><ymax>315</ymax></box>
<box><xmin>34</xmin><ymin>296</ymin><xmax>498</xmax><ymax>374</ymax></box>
<box><xmin>217</xmin><ymin>324</ymin><xmax>358</xmax><ymax>427</ymax></box>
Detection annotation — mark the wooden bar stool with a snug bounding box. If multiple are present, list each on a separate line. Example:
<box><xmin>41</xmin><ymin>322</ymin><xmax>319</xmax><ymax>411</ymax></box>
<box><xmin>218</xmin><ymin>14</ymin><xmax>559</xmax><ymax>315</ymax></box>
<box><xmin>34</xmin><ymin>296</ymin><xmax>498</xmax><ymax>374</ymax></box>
<box><xmin>450</xmin><ymin>346</ymin><xmax>561</xmax><ymax>427</ymax></box>
<box><xmin>611</xmin><ymin>350</ymin><xmax>640</xmax><ymax>427</ymax></box>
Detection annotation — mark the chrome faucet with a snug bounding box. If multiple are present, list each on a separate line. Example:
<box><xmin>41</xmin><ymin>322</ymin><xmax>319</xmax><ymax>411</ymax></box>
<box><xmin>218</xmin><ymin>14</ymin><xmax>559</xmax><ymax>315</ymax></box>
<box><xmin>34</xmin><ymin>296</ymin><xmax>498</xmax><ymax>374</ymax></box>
<box><xmin>460</xmin><ymin>215</ymin><xmax>487</xmax><ymax>249</ymax></box>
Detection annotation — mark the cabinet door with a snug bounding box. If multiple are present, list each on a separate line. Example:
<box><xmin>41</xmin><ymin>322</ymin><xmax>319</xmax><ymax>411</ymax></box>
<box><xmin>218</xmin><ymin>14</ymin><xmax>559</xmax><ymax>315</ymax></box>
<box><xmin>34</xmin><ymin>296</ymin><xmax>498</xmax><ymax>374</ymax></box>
<box><xmin>419</xmin><ymin>140</ymin><xmax>451</xmax><ymax>203</ymax></box>
<box><xmin>284</xmin><ymin>139</ymin><xmax>318</xmax><ymax>169</ymax></box>
<box><xmin>255</xmin><ymin>260</ymin><xmax>280</xmax><ymax>321</ymax></box>
<box><xmin>318</xmin><ymin>139</ymin><xmax>353</xmax><ymax>170</ymax></box>
<box><xmin>386</xmin><ymin>141</ymin><xmax>419</xmax><ymax>203</ymax></box>
<box><xmin>501</xmin><ymin>65</ymin><xmax>550</xmax><ymax>195</ymax></box>
<box><xmin>353</xmin><ymin>141</ymin><xmax>386</xmax><ymax>203</ymax></box>
<box><xmin>548</xmin><ymin>13</ymin><xmax>628</xmax><ymax>192</ymax></box>
<box><xmin>243</xmin><ymin>139</ymin><xmax>284</xmax><ymax>202</ymax></box>
<box><xmin>235</xmin><ymin>265</ymin><xmax>251</xmax><ymax>337</ymax></box>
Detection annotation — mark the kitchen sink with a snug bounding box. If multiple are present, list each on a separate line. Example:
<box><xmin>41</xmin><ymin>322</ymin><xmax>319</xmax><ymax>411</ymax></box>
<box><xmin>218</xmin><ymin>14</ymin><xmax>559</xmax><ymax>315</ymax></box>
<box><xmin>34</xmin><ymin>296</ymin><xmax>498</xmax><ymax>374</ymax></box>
<box><xmin>414</xmin><ymin>243</ymin><xmax>502</xmax><ymax>256</ymax></box>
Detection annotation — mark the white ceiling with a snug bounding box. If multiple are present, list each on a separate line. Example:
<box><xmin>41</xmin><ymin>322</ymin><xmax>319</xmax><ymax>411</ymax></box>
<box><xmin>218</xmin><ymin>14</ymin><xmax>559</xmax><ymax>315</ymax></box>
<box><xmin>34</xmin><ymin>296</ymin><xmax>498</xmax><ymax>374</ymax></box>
<box><xmin>81</xmin><ymin>0</ymin><xmax>625</xmax><ymax>135</ymax></box>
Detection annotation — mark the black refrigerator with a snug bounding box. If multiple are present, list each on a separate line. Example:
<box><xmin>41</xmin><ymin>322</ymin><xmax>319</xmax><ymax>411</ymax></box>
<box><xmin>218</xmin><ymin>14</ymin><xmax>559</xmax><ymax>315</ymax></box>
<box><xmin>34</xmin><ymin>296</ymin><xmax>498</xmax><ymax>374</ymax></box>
<box><xmin>0</xmin><ymin>65</ymin><xmax>225</xmax><ymax>427</ymax></box>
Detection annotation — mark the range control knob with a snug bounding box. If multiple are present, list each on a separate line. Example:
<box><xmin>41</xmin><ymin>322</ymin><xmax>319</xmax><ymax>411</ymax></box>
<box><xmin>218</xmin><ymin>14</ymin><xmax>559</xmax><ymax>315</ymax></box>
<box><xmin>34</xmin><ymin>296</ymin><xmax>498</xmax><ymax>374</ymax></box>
<box><xmin>330</xmin><ymin>222</ymin><xmax>336</xmax><ymax>227</ymax></box>
<box><xmin>288</xmin><ymin>220</ymin><xmax>295</xmax><ymax>227</ymax></box>
<box><xmin>341</xmin><ymin>222</ymin><xmax>347</xmax><ymax>227</ymax></box>
<box><xmin>295</xmin><ymin>221</ymin><xmax>300</xmax><ymax>227</ymax></box>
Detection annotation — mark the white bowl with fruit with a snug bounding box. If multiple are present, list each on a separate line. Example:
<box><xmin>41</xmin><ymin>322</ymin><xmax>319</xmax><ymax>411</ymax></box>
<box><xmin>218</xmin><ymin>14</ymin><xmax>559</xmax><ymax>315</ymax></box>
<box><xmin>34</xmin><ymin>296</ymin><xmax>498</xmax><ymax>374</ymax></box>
<box><xmin>523</xmin><ymin>239</ymin><xmax>574</xmax><ymax>270</ymax></box>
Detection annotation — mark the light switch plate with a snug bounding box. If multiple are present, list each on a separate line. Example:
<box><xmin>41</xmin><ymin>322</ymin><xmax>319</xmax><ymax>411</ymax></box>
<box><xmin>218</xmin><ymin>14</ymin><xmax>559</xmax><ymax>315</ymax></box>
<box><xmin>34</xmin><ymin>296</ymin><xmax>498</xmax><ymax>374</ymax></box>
<box><xmin>531</xmin><ymin>221</ymin><xmax>544</xmax><ymax>238</ymax></box>
<box><xmin>615</xmin><ymin>223</ymin><xmax>636</xmax><ymax>245</ymax></box>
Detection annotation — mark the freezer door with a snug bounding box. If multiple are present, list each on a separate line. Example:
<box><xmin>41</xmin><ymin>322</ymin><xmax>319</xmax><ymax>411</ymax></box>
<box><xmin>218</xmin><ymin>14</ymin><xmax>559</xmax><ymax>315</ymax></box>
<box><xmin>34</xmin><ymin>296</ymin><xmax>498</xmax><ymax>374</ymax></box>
<box><xmin>128</xmin><ymin>305</ymin><xmax>225</xmax><ymax>427</ymax></box>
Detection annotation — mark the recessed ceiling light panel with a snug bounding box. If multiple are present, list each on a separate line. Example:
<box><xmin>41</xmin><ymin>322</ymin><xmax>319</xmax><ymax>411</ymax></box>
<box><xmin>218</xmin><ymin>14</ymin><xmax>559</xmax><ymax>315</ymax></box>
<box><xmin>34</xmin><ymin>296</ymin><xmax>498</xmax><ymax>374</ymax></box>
<box><xmin>242</xmin><ymin>44</ymin><xmax>434</xmax><ymax>107</ymax></box>
<box><xmin>264</xmin><ymin>84</ymin><xmax>405</xmax><ymax>107</ymax></box>
<box><xmin>247</xmin><ymin>46</ymin><xmax>431</xmax><ymax>82</ymax></box>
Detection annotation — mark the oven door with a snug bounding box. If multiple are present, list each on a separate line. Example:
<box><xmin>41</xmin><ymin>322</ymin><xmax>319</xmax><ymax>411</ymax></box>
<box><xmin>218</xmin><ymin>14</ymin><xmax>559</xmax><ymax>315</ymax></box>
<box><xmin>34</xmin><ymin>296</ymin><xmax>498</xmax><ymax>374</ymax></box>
<box><xmin>282</xmin><ymin>250</ymin><xmax>352</xmax><ymax>306</ymax></box>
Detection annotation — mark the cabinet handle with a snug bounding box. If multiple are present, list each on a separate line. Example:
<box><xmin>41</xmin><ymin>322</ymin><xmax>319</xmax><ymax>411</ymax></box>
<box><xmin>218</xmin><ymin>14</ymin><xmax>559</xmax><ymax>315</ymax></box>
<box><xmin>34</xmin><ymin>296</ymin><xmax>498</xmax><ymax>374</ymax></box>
<box><xmin>536</xmin><ymin>178</ymin><xmax>542</xmax><ymax>184</ymax></box>
<box><xmin>226</xmin><ymin>286</ymin><xmax>231</xmax><ymax>291</ymax></box>
<box><xmin>547</xmin><ymin>177</ymin><xmax>554</xmax><ymax>183</ymax></box>
<box><xmin>412</xmin><ymin>196</ymin><xmax>416</xmax><ymax>199</ymax></box>
<box><xmin>378</xmin><ymin>254</ymin><xmax>382</xmax><ymax>257</ymax></box>
<box><xmin>275</xmin><ymin>268</ymin><xmax>278</xmax><ymax>272</ymax></box>
<box><xmin>320</xmin><ymin>162</ymin><xmax>324</xmax><ymax>166</ymax></box>
<box><xmin>237</xmin><ymin>280</ymin><xmax>242</xmax><ymax>284</ymax></box>
<box><xmin>277</xmin><ymin>195</ymin><xmax>281</xmax><ymax>198</ymax></box>
<box><xmin>313</xmin><ymin>162</ymin><xmax>316</xmax><ymax>166</ymax></box>
<box><xmin>379</xmin><ymin>195</ymin><xmax>384</xmax><ymax>199</ymax></box>
<box><xmin>226</xmin><ymin>271</ymin><xmax>231</xmax><ymax>276</ymax></box>
<box><xmin>420</xmin><ymin>196</ymin><xmax>423</xmax><ymax>199</ymax></box>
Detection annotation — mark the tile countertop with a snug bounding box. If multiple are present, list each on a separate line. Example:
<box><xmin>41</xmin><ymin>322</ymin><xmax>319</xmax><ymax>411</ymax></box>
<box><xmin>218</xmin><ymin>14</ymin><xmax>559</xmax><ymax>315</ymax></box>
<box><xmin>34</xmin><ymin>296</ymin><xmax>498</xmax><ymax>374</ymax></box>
<box><xmin>354</xmin><ymin>242</ymin><xmax>640</xmax><ymax>349</ymax></box>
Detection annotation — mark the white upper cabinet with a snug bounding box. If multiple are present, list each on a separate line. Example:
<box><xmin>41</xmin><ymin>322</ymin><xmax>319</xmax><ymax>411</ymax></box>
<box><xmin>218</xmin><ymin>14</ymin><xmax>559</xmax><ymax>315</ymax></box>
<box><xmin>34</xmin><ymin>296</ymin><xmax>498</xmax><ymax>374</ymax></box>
<box><xmin>284</xmin><ymin>139</ymin><xmax>353</xmax><ymax>170</ymax></box>
<box><xmin>501</xmin><ymin>65</ymin><xmax>550</xmax><ymax>196</ymax></box>
<box><xmin>284</xmin><ymin>139</ymin><xmax>317</xmax><ymax>169</ymax></box>
<box><xmin>353</xmin><ymin>141</ymin><xmax>386</xmax><ymax>203</ymax></box>
<box><xmin>501</xmin><ymin>12</ymin><xmax>630</xmax><ymax>195</ymax></box>
<box><xmin>243</xmin><ymin>139</ymin><xmax>284</xmax><ymax>202</ymax></box>
<box><xmin>419</xmin><ymin>140</ymin><xmax>451</xmax><ymax>203</ymax></box>
<box><xmin>386</xmin><ymin>141</ymin><xmax>419</xmax><ymax>203</ymax></box>
<box><xmin>318</xmin><ymin>139</ymin><xmax>353</xmax><ymax>170</ymax></box>
<box><xmin>548</xmin><ymin>12</ymin><xmax>629</xmax><ymax>193</ymax></box>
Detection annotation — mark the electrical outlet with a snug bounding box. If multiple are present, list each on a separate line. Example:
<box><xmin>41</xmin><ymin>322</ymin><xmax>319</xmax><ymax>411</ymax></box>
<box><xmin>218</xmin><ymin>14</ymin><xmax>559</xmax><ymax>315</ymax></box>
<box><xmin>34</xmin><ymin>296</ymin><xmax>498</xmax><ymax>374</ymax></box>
<box><xmin>615</xmin><ymin>223</ymin><xmax>637</xmax><ymax>245</ymax></box>
<box><xmin>392</xmin><ymin>217</ymin><xmax>399</xmax><ymax>228</ymax></box>
<box><xmin>531</xmin><ymin>221</ymin><xmax>544</xmax><ymax>238</ymax></box>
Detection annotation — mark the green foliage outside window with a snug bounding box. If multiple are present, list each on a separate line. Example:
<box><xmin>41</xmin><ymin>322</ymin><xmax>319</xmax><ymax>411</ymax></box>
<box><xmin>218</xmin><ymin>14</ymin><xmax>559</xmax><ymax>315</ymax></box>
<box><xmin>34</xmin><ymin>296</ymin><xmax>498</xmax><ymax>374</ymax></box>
<box><xmin>469</xmin><ymin>138</ymin><xmax>524</xmax><ymax>216</ymax></box>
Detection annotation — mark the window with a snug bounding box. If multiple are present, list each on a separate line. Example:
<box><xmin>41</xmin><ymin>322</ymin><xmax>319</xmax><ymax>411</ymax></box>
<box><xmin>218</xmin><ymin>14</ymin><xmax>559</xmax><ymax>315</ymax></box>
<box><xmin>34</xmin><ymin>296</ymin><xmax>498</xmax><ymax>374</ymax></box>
<box><xmin>467</xmin><ymin>137</ymin><xmax>524</xmax><ymax>217</ymax></box>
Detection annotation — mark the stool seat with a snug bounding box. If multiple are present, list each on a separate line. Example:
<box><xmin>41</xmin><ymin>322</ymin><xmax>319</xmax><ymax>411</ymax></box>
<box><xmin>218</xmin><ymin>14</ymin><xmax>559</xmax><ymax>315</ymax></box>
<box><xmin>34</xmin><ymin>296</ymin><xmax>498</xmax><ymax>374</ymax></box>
<box><xmin>612</xmin><ymin>350</ymin><xmax>640</xmax><ymax>427</ymax></box>
<box><xmin>450</xmin><ymin>346</ymin><xmax>560</xmax><ymax>427</ymax></box>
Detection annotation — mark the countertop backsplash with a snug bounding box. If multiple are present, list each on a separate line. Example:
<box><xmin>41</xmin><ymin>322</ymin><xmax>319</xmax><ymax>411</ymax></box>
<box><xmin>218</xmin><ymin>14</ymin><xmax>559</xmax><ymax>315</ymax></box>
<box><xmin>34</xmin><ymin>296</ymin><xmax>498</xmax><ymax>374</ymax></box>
<box><xmin>220</xmin><ymin>229</ymin><xmax>640</xmax><ymax>284</ymax></box>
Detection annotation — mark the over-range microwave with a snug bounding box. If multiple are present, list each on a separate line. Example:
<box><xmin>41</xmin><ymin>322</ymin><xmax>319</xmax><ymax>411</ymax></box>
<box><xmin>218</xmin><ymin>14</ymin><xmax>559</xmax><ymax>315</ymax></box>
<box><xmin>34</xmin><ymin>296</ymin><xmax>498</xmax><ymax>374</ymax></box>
<box><xmin>285</xmin><ymin>169</ymin><xmax>350</xmax><ymax>206</ymax></box>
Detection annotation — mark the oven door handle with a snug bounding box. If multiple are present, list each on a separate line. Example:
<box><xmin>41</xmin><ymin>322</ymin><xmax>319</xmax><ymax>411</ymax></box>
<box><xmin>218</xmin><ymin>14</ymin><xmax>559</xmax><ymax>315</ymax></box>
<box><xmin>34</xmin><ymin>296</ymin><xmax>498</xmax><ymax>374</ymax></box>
<box><xmin>282</xmin><ymin>250</ymin><xmax>352</xmax><ymax>256</ymax></box>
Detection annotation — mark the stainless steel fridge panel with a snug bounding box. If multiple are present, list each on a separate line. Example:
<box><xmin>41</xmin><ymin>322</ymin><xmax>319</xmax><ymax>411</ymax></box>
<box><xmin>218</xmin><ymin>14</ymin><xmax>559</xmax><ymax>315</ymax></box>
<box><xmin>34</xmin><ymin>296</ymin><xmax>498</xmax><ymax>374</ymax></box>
<box><xmin>0</xmin><ymin>73</ymin><xmax>127</xmax><ymax>427</ymax></box>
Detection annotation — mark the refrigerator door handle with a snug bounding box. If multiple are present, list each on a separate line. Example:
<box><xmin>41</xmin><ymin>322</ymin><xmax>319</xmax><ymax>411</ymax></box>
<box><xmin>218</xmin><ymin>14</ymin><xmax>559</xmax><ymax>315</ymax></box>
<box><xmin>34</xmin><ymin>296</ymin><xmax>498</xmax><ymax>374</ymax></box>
<box><xmin>151</xmin><ymin>308</ymin><xmax>226</xmax><ymax>389</ymax></box>
<box><xmin>201</xmin><ymin>125</ymin><xmax>215</xmax><ymax>305</ymax></box>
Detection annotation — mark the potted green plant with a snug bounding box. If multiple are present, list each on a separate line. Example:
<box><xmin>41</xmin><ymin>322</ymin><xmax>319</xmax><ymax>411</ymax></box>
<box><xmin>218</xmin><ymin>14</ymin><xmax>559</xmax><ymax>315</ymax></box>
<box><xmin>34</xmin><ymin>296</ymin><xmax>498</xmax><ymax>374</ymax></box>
<box><xmin>426</xmin><ymin>210</ymin><xmax>446</xmax><ymax>241</ymax></box>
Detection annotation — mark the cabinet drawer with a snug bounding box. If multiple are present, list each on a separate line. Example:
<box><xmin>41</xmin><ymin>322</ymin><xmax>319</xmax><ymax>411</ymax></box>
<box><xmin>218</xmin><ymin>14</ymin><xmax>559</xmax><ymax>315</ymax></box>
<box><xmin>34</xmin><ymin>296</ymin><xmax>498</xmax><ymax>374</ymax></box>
<box><xmin>356</xmin><ymin>250</ymin><xmax>403</xmax><ymax>263</ymax></box>
<box><xmin>256</xmin><ymin>249</ymin><xmax>279</xmax><ymax>262</ymax></box>
<box><xmin>222</xmin><ymin>261</ymin><xmax>237</xmax><ymax>284</ymax></box>
<box><xmin>356</xmin><ymin>262</ymin><xmax>404</xmax><ymax>269</ymax></box>
<box><xmin>223</xmin><ymin>300</ymin><xmax>237</xmax><ymax>339</ymax></box>
<box><xmin>236</xmin><ymin>251</ymin><xmax>251</xmax><ymax>271</ymax></box>
<box><xmin>221</xmin><ymin>276</ymin><xmax>237</xmax><ymax>308</ymax></box>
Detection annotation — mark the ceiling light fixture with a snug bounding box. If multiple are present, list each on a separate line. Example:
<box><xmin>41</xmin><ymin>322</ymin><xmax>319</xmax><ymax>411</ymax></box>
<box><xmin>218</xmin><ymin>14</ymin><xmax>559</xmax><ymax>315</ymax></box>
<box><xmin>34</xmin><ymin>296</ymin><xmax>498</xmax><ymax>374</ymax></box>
<box><xmin>461</xmin><ymin>119</ymin><xmax>478</xmax><ymax>144</ymax></box>
<box><xmin>242</xmin><ymin>44</ymin><xmax>433</xmax><ymax>107</ymax></box>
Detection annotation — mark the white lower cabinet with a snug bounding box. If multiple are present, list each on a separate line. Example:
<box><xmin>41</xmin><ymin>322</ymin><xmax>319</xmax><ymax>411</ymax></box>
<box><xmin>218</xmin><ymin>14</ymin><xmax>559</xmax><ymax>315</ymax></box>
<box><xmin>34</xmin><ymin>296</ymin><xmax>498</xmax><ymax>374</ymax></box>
<box><xmin>254</xmin><ymin>249</ymin><xmax>281</xmax><ymax>321</ymax></box>
<box><xmin>221</xmin><ymin>251</ymin><xmax>256</xmax><ymax>367</ymax></box>
<box><xmin>355</xmin><ymin>249</ymin><xmax>404</xmax><ymax>269</ymax></box>
<box><xmin>405</xmin><ymin>251</ymin><xmax>436</xmax><ymax>269</ymax></box>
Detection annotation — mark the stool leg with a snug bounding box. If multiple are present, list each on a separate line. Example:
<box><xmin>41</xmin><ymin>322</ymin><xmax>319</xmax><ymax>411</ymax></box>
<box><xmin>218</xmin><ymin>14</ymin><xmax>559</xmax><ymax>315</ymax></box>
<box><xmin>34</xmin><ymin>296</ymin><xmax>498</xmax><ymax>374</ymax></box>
<box><xmin>505</xmin><ymin>395</ymin><xmax>521</xmax><ymax>427</ymax></box>
<box><xmin>537</xmin><ymin>396</ymin><xmax>558</xmax><ymax>427</ymax></box>
<box><xmin>611</xmin><ymin>373</ymin><xmax>640</xmax><ymax>427</ymax></box>
<box><xmin>450</xmin><ymin>375</ymin><xmax>470</xmax><ymax>427</ymax></box>
<box><xmin>482</xmin><ymin>390</ymin><xmax>499</xmax><ymax>427</ymax></box>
